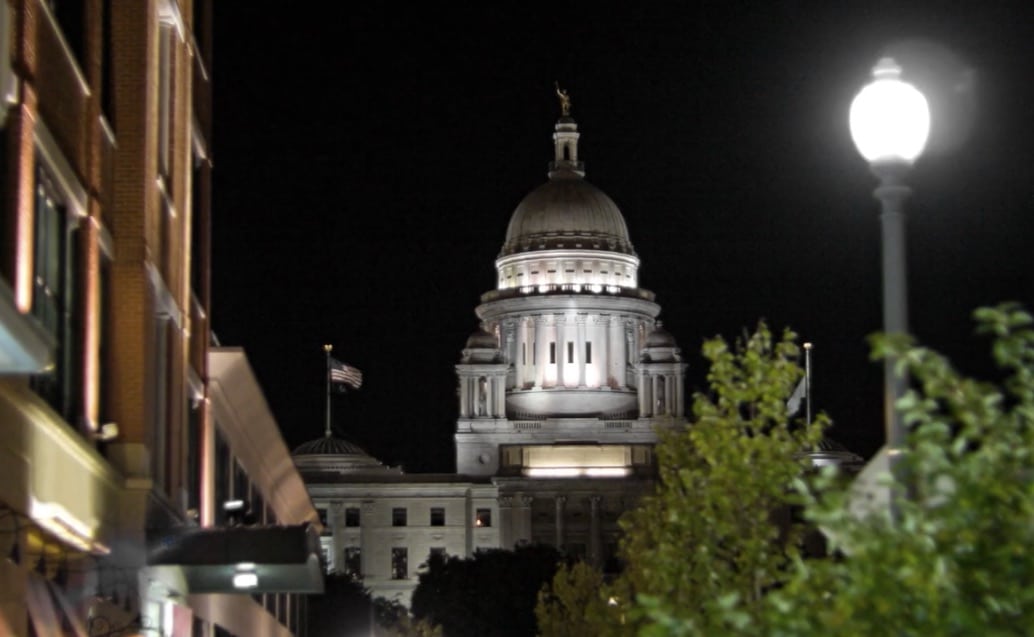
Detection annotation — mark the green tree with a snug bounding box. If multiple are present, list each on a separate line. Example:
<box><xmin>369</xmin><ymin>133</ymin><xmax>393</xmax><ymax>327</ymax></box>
<box><xmin>536</xmin><ymin>561</ymin><xmax>622</xmax><ymax>637</ymax></box>
<box><xmin>411</xmin><ymin>544</ymin><xmax>562</xmax><ymax>637</ymax></box>
<box><xmin>307</xmin><ymin>573</ymin><xmax>375</xmax><ymax>637</ymax></box>
<box><xmin>767</xmin><ymin>303</ymin><xmax>1034</xmax><ymax>636</ymax></box>
<box><xmin>536</xmin><ymin>324</ymin><xmax>827</xmax><ymax>636</ymax></box>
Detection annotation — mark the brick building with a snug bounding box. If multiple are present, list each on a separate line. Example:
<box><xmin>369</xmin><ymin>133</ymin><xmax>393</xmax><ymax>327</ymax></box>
<box><xmin>0</xmin><ymin>2</ymin><xmax>320</xmax><ymax>635</ymax></box>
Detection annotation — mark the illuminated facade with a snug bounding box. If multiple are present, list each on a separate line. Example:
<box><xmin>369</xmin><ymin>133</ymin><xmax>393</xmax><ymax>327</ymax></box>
<box><xmin>297</xmin><ymin>109</ymin><xmax>688</xmax><ymax>605</ymax></box>
<box><xmin>456</xmin><ymin>110</ymin><xmax>687</xmax><ymax>559</ymax></box>
<box><xmin>0</xmin><ymin>3</ymin><xmax>319</xmax><ymax>635</ymax></box>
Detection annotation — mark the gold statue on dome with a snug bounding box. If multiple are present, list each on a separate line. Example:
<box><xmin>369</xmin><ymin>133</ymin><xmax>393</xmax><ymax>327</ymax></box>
<box><xmin>554</xmin><ymin>81</ymin><xmax>572</xmax><ymax>116</ymax></box>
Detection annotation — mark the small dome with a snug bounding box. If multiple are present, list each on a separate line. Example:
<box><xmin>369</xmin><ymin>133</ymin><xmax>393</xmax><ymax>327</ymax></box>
<box><xmin>293</xmin><ymin>435</ymin><xmax>370</xmax><ymax>456</ymax></box>
<box><xmin>644</xmin><ymin>322</ymin><xmax>677</xmax><ymax>348</ymax></box>
<box><xmin>500</xmin><ymin>179</ymin><xmax>634</xmax><ymax>257</ymax></box>
<box><xmin>465</xmin><ymin>329</ymin><xmax>498</xmax><ymax>350</ymax></box>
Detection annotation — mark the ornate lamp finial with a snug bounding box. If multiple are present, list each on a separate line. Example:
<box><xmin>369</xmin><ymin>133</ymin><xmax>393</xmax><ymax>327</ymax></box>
<box><xmin>554</xmin><ymin>81</ymin><xmax>572</xmax><ymax>117</ymax></box>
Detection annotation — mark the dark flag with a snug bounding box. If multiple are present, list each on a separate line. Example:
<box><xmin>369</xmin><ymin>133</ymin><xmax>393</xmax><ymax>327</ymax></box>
<box><xmin>328</xmin><ymin>357</ymin><xmax>363</xmax><ymax>390</ymax></box>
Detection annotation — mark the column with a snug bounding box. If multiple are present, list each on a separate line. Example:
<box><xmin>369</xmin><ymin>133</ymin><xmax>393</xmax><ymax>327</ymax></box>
<box><xmin>459</xmin><ymin>376</ymin><xmax>469</xmax><ymax>418</ymax></box>
<box><xmin>556</xmin><ymin>314</ymin><xmax>566</xmax><ymax>388</ymax></box>
<box><xmin>515</xmin><ymin>495</ymin><xmax>534</xmax><ymax>546</ymax></box>
<box><xmin>498</xmin><ymin>496</ymin><xmax>514</xmax><ymax>549</ymax></box>
<box><xmin>588</xmin><ymin>496</ymin><xmax>602</xmax><ymax>568</ymax></box>
<box><xmin>613</xmin><ymin>319</ymin><xmax>628</xmax><ymax>388</ymax></box>
<box><xmin>535</xmin><ymin>316</ymin><xmax>549</xmax><ymax>388</ymax></box>
<box><xmin>594</xmin><ymin>315</ymin><xmax>609</xmax><ymax>388</ymax></box>
<box><xmin>359</xmin><ymin>501</ymin><xmax>375</xmax><ymax>577</ymax></box>
<box><xmin>576</xmin><ymin>314</ymin><xmax>587</xmax><ymax>387</ymax></box>
<box><xmin>496</xmin><ymin>374</ymin><xmax>506</xmax><ymax>416</ymax></box>
<box><xmin>554</xmin><ymin>496</ymin><xmax>567</xmax><ymax>549</ymax></box>
<box><xmin>640</xmin><ymin>372</ymin><xmax>651</xmax><ymax>417</ymax></box>
<box><xmin>517</xmin><ymin>317</ymin><xmax>528</xmax><ymax>387</ymax></box>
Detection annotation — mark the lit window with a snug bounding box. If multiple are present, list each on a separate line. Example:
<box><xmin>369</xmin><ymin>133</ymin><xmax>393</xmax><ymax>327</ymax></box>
<box><xmin>430</xmin><ymin>507</ymin><xmax>445</xmax><ymax>527</ymax></box>
<box><xmin>475</xmin><ymin>508</ymin><xmax>492</xmax><ymax>527</ymax></box>
<box><xmin>391</xmin><ymin>547</ymin><xmax>408</xmax><ymax>580</ymax></box>
<box><xmin>345</xmin><ymin>507</ymin><xmax>360</xmax><ymax>527</ymax></box>
<box><xmin>392</xmin><ymin>508</ymin><xmax>407</xmax><ymax>527</ymax></box>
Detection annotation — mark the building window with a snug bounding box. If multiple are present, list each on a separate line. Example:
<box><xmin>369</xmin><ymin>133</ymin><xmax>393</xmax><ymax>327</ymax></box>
<box><xmin>430</xmin><ymin>507</ymin><xmax>445</xmax><ymax>527</ymax></box>
<box><xmin>532</xmin><ymin>342</ymin><xmax>536</xmax><ymax>364</ymax></box>
<box><xmin>343</xmin><ymin>547</ymin><xmax>361</xmax><ymax>578</ymax></box>
<box><xmin>391</xmin><ymin>548</ymin><xmax>408</xmax><ymax>580</ymax></box>
<box><xmin>317</xmin><ymin>508</ymin><xmax>331</xmax><ymax>536</ymax></box>
<box><xmin>30</xmin><ymin>164</ymin><xmax>79</xmax><ymax>421</ymax></box>
<box><xmin>522</xmin><ymin>343</ymin><xmax>526</xmax><ymax>365</ymax></box>
<box><xmin>345</xmin><ymin>507</ymin><xmax>360</xmax><ymax>527</ymax></box>
<box><xmin>475</xmin><ymin>508</ymin><xmax>492</xmax><ymax>528</ymax></box>
<box><xmin>549</xmin><ymin>342</ymin><xmax>556</xmax><ymax>364</ymax></box>
<box><xmin>392</xmin><ymin>508</ymin><xmax>407</xmax><ymax>527</ymax></box>
<box><xmin>585</xmin><ymin>342</ymin><xmax>592</xmax><ymax>364</ymax></box>
<box><xmin>567</xmin><ymin>341</ymin><xmax>574</xmax><ymax>364</ymax></box>
<box><xmin>429</xmin><ymin>547</ymin><xmax>446</xmax><ymax>560</ymax></box>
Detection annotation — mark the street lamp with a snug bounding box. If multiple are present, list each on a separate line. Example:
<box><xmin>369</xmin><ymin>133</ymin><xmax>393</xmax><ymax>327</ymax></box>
<box><xmin>849</xmin><ymin>57</ymin><xmax>930</xmax><ymax>460</ymax></box>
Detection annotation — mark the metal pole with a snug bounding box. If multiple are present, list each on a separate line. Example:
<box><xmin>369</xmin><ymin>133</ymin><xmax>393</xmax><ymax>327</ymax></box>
<box><xmin>873</xmin><ymin>162</ymin><xmax>912</xmax><ymax>454</ymax></box>
<box><xmin>324</xmin><ymin>344</ymin><xmax>333</xmax><ymax>438</ymax></box>
<box><xmin>803</xmin><ymin>342</ymin><xmax>813</xmax><ymax>426</ymax></box>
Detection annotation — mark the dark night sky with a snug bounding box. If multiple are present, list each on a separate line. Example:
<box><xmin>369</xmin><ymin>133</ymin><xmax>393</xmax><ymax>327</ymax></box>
<box><xmin>210</xmin><ymin>3</ymin><xmax>1034</xmax><ymax>473</ymax></box>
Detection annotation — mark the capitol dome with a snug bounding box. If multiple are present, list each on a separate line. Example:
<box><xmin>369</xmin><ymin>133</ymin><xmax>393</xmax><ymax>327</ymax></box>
<box><xmin>500</xmin><ymin>179</ymin><xmax>634</xmax><ymax>257</ymax></box>
<box><xmin>493</xmin><ymin>112</ymin><xmax>642</xmax><ymax>292</ymax></box>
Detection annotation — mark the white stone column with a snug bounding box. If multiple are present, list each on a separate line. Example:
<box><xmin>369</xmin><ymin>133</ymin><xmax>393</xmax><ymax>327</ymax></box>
<box><xmin>359</xmin><ymin>501</ymin><xmax>375</xmax><ymax>577</ymax></box>
<box><xmin>589</xmin><ymin>496</ymin><xmax>602</xmax><ymax>567</ymax></box>
<box><xmin>576</xmin><ymin>314</ymin><xmax>587</xmax><ymax>387</ymax></box>
<box><xmin>610</xmin><ymin>317</ymin><xmax>624</xmax><ymax>388</ymax></box>
<box><xmin>499</xmin><ymin>496</ymin><xmax>514</xmax><ymax>549</ymax></box>
<box><xmin>515</xmin><ymin>495</ymin><xmax>534</xmax><ymax>546</ymax></box>
<box><xmin>640</xmin><ymin>372</ymin><xmax>651</xmax><ymax>416</ymax></box>
<box><xmin>554</xmin><ymin>496</ymin><xmax>567</xmax><ymax>549</ymax></box>
<box><xmin>517</xmin><ymin>317</ymin><xmax>528</xmax><ymax>387</ymax></box>
<box><xmin>556</xmin><ymin>314</ymin><xmax>566</xmax><ymax>388</ymax></box>
<box><xmin>459</xmin><ymin>377</ymin><xmax>469</xmax><ymax>418</ymax></box>
<box><xmin>535</xmin><ymin>316</ymin><xmax>548</xmax><ymax>388</ymax></box>
<box><xmin>594</xmin><ymin>314</ymin><xmax>609</xmax><ymax>388</ymax></box>
<box><xmin>496</xmin><ymin>374</ymin><xmax>506</xmax><ymax>416</ymax></box>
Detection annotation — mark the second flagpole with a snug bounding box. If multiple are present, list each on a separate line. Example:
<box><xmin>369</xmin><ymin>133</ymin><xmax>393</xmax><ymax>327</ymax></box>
<box><xmin>324</xmin><ymin>343</ymin><xmax>333</xmax><ymax>438</ymax></box>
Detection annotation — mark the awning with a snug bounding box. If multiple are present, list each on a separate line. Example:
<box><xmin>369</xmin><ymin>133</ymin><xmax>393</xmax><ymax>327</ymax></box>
<box><xmin>147</xmin><ymin>524</ymin><xmax>324</xmax><ymax>594</ymax></box>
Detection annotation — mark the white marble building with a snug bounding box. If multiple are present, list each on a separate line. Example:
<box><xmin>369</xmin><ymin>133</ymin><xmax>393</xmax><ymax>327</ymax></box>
<box><xmin>294</xmin><ymin>107</ymin><xmax>688</xmax><ymax>605</ymax></box>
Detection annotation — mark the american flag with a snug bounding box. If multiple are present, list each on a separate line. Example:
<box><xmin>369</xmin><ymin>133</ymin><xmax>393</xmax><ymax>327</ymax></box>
<box><xmin>329</xmin><ymin>358</ymin><xmax>363</xmax><ymax>390</ymax></box>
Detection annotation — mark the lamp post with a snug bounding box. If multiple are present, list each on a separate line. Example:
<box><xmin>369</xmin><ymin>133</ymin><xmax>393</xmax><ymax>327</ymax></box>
<box><xmin>849</xmin><ymin>57</ymin><xmax>930</xmax><ymax>461</ymax></box>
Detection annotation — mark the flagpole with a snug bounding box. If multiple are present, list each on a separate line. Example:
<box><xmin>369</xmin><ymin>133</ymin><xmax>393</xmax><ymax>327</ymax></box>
<box><xmin>324</xmin><ymin>344</ymin><xmax>333</xmax><ymax>438</ymax></box>
<box><xmin>803</xmin><ymin>342</ymin><xmax>813</xmax><ymax>426</ymax></box>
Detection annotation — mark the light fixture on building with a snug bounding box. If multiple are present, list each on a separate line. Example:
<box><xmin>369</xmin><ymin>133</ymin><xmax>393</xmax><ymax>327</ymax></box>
<box><xmin>91</xmin><ymin>422</ymin><xmax>119</xmax><ymax>442</ymax></box>
<box><xmin>232</xmin><ymin>562</ymin><xmax>258</xmax><ymax>589</ymax></box>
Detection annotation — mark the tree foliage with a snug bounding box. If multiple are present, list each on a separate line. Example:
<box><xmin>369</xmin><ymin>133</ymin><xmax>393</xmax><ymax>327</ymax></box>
<box><xmin>537</xmin><ymin>323</ymin><xmax>827</xmax><ymax>635</ymax></box>
<box><xmin>307</xmin><ymin>573</ymin><xmax>376</xmax><ymax>637</ymax></box>
<box><xmin>410</xmin><ymin>544</ymin><xmax>562</xmax><ymax>637</ymax></box>
<box><xmin>536</xmin><ymin>561</ymin><xmax>620</xmax><ymax>637</ymax></box>
<box><xmin>766</xmin><ymin>303</ymin><xmax>1034</xmax><ymax>635</ymax></box>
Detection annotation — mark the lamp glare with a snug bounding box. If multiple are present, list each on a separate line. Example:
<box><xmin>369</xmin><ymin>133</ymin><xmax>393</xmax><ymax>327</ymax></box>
<box><xmin>849</xmin><ymin>57</ymin><xmax>930</xmax><ymax>164</ymax></box>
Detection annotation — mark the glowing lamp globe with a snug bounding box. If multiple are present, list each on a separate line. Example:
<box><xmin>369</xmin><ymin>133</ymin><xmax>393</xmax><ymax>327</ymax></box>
<box><xmin>849</xmin><ymin>57</ymin><xmax>930</xmax><ymax>164</ymax></box>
